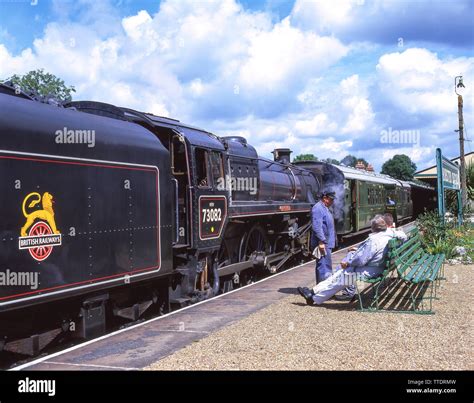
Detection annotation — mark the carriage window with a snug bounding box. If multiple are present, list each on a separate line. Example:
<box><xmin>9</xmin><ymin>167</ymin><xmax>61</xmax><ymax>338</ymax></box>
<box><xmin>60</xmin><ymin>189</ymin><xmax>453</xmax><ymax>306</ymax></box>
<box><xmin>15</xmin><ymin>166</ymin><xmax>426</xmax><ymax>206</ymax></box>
<box><xmin>195</xmin><ymin>148</ymin><xmax>211</xmax><ymax>187</ymax></box>
<box><xmin>209</xmin><ymin>151</ymin><xmax>224</xmax><ymax>187</ymax></box>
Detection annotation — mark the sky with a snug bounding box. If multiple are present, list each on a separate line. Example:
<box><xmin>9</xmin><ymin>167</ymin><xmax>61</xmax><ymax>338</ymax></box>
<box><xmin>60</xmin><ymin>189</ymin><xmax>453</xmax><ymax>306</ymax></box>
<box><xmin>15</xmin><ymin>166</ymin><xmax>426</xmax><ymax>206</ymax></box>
<box><xmin>0</xmin><ymin>0</ymin><xmax>473</xmax><ymax>171</ymax></box>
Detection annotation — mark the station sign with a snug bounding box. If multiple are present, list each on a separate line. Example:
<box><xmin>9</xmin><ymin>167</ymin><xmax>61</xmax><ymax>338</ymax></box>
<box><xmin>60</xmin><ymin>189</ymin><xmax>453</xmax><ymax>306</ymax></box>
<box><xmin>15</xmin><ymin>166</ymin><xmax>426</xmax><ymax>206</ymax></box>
<box><xmin>436</xmin><ymin>148</ymin><xmax>462</xmax><ymax>224</ymax></box>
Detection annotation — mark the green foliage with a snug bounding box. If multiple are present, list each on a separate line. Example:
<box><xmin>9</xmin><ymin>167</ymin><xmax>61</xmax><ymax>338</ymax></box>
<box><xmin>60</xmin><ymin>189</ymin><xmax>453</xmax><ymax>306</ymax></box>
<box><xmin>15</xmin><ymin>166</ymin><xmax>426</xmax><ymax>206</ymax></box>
<box><xmin>467</xmin><ymin>161</ymin><xmax>474</xmax><ymax>201</ymax></box>
<box><xmin>293</xmin><ymin>154</ymin><xmax>318</xmax><ymax>162</ymax></box>
<box><xmin>416</xmin><ymin>210</ymin><xmax>473</xmax><ymax>260</ymax></box>
<box><xmin>381</xmin><ymin>154</ymin><xmax>417</xmax><ymax>180</ymax></box>
<box><xmin>322</xmin><ymin>157</ymin><xmax>340</xmax><ymax>165</ymax></box>
<box><xmin>3</xmin><ymin>69</ymin><xmax>75</xmax><ymax>102</ymax></box>
<box><xmin>341</xmin><ymin>155</ymin><xmax>357</xmax><ymax>167</ymax></box>
<box><xmin>445</xmin><ymin>161</ymin><xmax>474</xmax><ymax>216</ymax></box>
<box><xmin>341</xmin><ymin>155</ymin><xmax>368</xmax><ymax>168</ymax></box>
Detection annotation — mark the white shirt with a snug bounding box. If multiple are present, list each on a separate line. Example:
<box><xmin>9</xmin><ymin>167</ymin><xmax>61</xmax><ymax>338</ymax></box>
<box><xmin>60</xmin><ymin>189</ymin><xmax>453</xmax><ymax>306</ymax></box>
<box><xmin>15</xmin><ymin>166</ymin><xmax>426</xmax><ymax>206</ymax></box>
<box><xmin>386</xmin><ymin>227</ymin><xmax>408</xmax><ymax>242</ymax></box>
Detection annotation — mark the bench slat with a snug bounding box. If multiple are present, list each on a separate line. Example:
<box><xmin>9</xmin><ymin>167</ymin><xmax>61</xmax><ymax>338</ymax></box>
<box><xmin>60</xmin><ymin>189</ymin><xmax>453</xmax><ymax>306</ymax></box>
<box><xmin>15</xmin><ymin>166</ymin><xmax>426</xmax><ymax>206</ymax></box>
<box><xmin>390</xmin><ymin>236</ymin><xmax>420</xmax><ymax>257</ymax></box>
<box><xmin>419</xmin><ymin>253</ymin><xmax>445</xmax><ymax>283</ymax></box>
<box><xmin>428</xmin><ymin>254</ymin><xmax>445</xmax><ymax>282</ymax></box>
<box><xmin>394</xmin><ymin>241</ymin><xmax>422</xmax><ymax>265</ymax></box>
<box><xmin>412</xmin><ymin>254</ymin><xmax>438</xmax><ymax>282</ymax></box>
<box><xmin>402</xmin><ymin>253</ymin><xmax>430</xmax><ymax>281</ymax></box>
<box><xmin>396</xmin><ymin>248</ymin><xmax>424</xmax><ymax>276</ymax></box>
<box><xmin>403</xmin><ymin>254</ymin><xmax>433</xmax><ymax>281</ymax></box>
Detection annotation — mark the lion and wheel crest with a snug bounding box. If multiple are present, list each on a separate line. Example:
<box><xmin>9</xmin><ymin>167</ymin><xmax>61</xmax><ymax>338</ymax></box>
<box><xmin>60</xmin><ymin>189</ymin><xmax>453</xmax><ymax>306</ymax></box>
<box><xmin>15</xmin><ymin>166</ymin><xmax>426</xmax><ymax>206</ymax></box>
<box><xmin>19</xmin><ymin>192</ymin><xmax>62</xmax><ymax>261</ymax></box>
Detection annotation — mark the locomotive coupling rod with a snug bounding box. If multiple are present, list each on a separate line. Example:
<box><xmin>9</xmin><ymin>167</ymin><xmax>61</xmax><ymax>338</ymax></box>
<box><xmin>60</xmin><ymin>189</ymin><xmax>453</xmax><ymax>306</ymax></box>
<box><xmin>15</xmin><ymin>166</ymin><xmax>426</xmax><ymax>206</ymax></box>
<box><xmin>264</xmin><ymin>251</ymin><xmax>287</xmax><ymax>266</ymax></box>
<box><xmin>267</xmin><ymin>251</ymin><xmax>296</xmax><ymax>273</ymax></box>
<box><xmin>217</xmin><ymin>260</ymin><xmax>254</xmax><ymax>277</ymax></box>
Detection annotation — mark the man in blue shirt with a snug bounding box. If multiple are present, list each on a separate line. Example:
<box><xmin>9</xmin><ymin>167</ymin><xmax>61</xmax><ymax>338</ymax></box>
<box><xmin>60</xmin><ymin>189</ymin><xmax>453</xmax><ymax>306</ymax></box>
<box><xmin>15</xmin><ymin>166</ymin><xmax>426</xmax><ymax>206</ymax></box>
<box><xmin>310</xmin><ymin>191</ymin><xmax>336</xmax><ymax>283</ymax></box>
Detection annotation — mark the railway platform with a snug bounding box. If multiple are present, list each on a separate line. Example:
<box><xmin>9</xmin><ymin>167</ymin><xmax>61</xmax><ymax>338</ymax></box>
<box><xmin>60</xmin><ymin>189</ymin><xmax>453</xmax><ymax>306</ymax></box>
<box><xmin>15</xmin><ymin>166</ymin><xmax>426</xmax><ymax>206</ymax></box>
<box><xmin>15</xmin><ymin>223</ymin><xmax>471</xmax><ymax>371</ymax></box>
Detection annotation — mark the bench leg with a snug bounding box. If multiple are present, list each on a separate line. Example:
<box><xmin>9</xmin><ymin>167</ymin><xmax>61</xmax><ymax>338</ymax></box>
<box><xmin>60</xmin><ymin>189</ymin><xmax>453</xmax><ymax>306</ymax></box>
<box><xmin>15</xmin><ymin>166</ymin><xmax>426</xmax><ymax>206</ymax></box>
<box><xmin>356</xmin><ymin>280</ymin><xmax>384</xmax><ymax>313</ymax></box>
<box><xmin>366</xmin><ymin>275</ymin><xmax>393</xmax><ymax>312</ymax></box>
<box><xmin>399</xmin><ymin>282</ymin><xmax>435</xmax><ymax>314</ymax></box>
<box><xmin>355</xmin><ymin>282</ymin><xmax>366</xmax><ymax>312</ymax></box>
<box><xmin>438</xmin><ymin>262</ymin><xmax>446</xmax><ymax>281</ymax></box>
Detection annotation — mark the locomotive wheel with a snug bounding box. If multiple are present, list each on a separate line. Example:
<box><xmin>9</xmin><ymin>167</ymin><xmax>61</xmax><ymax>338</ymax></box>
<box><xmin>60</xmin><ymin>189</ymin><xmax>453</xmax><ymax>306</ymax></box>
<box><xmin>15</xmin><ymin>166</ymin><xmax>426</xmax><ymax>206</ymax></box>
<box><xmin>239</xmin><ymin>224</ymin><xmax>271</xmax><ymax>261</ymax></box>
<box><xmin>217</xmin><ymin>241</ymin><xmax>236</xmax><ymax>293</ymax></box>
<box><xmin>273</xmin><ymin>235</ymin><xmax>290</xmax><ymax>254</ymax></box>
<box><xmin>217</xmin><ymin>241</ymin><xmax>231</xmax><ymax>269</ymax></box>
<box><xmin>238</xmin><ymin>224</ymin><xmax>271</xmax><ymax>285</ymax></box>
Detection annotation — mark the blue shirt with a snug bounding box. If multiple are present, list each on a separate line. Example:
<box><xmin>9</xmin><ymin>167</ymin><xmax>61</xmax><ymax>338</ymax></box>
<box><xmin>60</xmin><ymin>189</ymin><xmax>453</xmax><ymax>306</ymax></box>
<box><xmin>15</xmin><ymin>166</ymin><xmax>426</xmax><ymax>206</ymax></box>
<box><xmin>311</xmin><ymin>201</ymin><xmax>336</xmax><ymax>249</ymax></box>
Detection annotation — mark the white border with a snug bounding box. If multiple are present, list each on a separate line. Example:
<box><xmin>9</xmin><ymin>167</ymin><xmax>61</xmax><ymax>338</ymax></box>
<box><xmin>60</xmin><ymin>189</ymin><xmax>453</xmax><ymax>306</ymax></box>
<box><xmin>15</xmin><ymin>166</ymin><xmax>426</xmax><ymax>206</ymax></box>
<box><xmin>198</xmin><ymin>195</ymin><xmax>227</xmax><ymax>241</ymax></box>
<box><xmin>0</xmin><ymin>149</ymin><xmax>161</xmax><ymax>308</ymax></box>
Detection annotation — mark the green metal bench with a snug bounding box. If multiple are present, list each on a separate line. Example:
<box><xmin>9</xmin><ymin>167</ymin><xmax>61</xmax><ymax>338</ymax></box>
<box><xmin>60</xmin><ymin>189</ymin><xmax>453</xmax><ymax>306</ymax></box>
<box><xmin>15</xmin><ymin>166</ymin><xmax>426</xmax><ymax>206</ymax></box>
<box><xmin>356</xmin><ymin>228</ymin><xmax>445</xmax><ymax>314</ymax></box>
<box><xmin>392</xmin><ymin>229</ymin><xmax>445</xmax><ymax>314</ymax></box>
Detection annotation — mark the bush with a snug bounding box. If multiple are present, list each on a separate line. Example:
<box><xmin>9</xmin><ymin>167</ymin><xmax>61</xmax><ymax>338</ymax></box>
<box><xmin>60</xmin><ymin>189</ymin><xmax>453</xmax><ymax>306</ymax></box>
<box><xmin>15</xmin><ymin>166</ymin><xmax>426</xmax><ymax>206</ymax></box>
<box><xmin>415</xmin><ymin>210</ymin><xmax>472</xmax><ymax>260</ymax></box>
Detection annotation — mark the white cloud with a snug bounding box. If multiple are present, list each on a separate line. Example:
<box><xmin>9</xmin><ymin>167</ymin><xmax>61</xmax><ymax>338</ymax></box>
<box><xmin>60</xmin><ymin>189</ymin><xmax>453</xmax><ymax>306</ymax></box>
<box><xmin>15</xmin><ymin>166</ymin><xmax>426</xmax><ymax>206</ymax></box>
<box><xmin>0</xmin><ymin>0</ymin><xmax>349</xmax><ymax>123</ymax></box>
<box><xmin>339</xmin><ymin>74</ymin><xmax>375</xmax><ymax>133</ymax></box>
<box><xmin>239</xmin><ymin>17</ymin><xmax>348</xmax><ymax>93</ymax></box>
<box><xmin>291</xmin><ymin>0</ymin><xmax>360</xmax><ymax>32</ymax></box>
<box><xmin>1</xmin><ymin>0</ymin><xmax>471</xmax><ymax>173</ymax></box>
<box><xmin>377</xmin><ymin>49</ymin><xmax>473</xmax><ymax>114</ymax></box>
<box><xmin>122</xmin><ymin>10</ymin><xmax>154</xmax><ymax>42</ymax></box>
<box><xmin>375</xmin><ymin>48</ymin><xmax>474</xmax><ymax>129</ymax></box>
<box><xmin>294</xmin><ymin>113</ymin><xmax>337</xmax><ymax>136</ymax></box>
<box><xmin>290</xmin><ymin>0</ymin><xmax>473</xmax><ymax>47</ymax></box>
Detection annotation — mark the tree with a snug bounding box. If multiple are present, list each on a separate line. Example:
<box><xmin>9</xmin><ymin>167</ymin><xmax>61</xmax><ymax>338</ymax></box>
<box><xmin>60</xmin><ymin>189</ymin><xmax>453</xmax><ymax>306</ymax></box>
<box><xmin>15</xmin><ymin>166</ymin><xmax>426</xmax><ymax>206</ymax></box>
<box><xmin>3</xmin><ymin>69</ymin><xmax>76</xmax><ymax>102</ymax></box>
<box><xmin>341</xmin><ymin>155</ymin><xmax>368</xmax><ymax>168</ymax></box>
<box><xmin>381</xmin><ymin>154</ymin><xmax>417</xmax><ymax>180</ymax></box>
<box><xmin>293</xmin><ymin>154</ymin><xmax>318</xmax><ymax>162</ymax></box>
<box><xmin>341</xmin><ymin>155</ymin><xmax>357</xmax><ymax>167</ymax></box>
<box><xmin>323</xmin><ymin>157</ymin><xmax>340</xmax><ymax>165</ymax></box>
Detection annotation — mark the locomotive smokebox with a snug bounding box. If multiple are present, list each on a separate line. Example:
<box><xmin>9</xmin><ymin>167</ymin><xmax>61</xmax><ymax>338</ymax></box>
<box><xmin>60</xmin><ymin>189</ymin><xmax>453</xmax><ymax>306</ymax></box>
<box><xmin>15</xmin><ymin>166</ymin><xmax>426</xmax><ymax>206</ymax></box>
<box><xmin>272</xmin><ymin>148</ymin><xmax>292</xmax><ymax>165</ymax></box>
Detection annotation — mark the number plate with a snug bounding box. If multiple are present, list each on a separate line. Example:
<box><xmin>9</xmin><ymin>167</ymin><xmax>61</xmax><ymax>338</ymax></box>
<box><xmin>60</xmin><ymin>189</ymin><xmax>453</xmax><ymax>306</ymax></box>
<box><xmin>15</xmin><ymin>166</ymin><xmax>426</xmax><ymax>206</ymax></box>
<box><xmin>199</xmin><ymin>195</ymin><xmax>227</xmax><ymax>240</ymax></box>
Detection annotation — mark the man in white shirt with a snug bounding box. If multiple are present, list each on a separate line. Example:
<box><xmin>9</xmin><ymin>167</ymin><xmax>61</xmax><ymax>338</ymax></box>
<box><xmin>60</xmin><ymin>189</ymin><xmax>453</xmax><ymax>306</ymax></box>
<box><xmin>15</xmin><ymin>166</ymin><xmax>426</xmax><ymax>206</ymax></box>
<box><xmin>297</xmin><ymin>215</ymin><xmax>393</xmax><ymax>305</ymax></box>
<box><xmin>335</xmin><ymin>212</ymin><xmax>408</xmax><ymax>301</ymax></box>
<box><xmin>383</xmin><ymin>213</ymin><xmax>407</xmax><ymax>242</ymax></box>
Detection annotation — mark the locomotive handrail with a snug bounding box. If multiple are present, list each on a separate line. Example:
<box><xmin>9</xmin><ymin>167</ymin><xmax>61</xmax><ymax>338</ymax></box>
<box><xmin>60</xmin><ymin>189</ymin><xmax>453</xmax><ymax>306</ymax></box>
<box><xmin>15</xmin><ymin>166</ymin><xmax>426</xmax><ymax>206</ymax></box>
<box><xmin>288</xmin><ymin>167</ymin><xmax>298</xmax><ymax>200</ymax></box>
<box><xmin>171</xmin><ymin>178</ymin><xmax>179</xmax><ymax>244</ymax></box>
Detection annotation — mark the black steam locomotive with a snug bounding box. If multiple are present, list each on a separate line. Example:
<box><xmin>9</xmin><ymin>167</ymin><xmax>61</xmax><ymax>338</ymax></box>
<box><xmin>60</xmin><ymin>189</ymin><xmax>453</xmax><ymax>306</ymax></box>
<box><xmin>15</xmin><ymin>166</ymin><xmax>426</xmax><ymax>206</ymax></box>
<box><xmin>0</xmin><ymin>84</ymin><xmax>319</xmax><ymax>352</ymax></box>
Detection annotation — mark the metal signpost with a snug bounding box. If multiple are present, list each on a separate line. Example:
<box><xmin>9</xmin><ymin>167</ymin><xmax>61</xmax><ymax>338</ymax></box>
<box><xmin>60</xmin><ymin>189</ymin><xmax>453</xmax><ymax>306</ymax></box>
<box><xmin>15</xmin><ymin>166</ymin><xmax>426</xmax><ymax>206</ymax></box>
<box><xmin>436</xmin><ymin>148</ymin><xmax>462</xmax><ymax>225</ymax></box>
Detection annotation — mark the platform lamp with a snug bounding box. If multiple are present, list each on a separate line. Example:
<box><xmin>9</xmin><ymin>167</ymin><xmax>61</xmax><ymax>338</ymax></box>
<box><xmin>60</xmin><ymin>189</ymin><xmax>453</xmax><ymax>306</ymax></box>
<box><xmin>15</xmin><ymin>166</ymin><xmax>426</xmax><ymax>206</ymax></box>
<box><xmin>455</xmin><ymin>76</ymin><xmax>467</xmax><ymax>209</ymax></box>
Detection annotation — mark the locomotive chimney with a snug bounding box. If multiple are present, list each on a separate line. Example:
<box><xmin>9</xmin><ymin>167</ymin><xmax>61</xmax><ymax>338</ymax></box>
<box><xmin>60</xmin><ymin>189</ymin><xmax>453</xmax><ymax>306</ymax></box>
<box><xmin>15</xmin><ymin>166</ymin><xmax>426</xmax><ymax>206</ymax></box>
<box><xmin>272</xmin><ymin>148</ymin><xmax>292</xmax><ymax>165</ymax></box>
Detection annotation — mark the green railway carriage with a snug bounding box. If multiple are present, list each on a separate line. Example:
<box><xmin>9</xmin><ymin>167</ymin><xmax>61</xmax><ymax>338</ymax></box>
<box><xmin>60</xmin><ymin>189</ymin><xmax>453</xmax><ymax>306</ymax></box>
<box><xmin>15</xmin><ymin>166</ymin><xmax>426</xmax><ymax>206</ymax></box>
<box><xmin>293</xmin><ymin>161</ymin><xmax>430</xmax><ymax>240</ymax></box>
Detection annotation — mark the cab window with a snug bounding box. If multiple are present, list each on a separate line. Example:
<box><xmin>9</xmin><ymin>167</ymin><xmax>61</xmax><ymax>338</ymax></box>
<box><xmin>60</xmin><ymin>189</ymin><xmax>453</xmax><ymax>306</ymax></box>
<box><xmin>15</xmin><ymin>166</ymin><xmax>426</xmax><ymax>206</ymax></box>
<box><xmin>195</xmin><ymin>148</ymin><xmax>211</xmax><ymax>188</ymax></box>
<box><xmin>209</xmin><ymin>151</ymin><xmax>224</xmax><ymax>187</ymax></box>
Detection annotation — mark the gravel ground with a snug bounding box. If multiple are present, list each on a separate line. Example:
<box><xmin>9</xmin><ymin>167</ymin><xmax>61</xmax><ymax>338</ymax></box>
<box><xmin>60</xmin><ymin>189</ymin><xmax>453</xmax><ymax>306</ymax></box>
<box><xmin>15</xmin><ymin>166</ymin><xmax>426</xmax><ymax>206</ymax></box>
<box><xmin>146</xmin><ymin>264</ymin><xmax>473</xmax><ymax>370</ymax></box>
